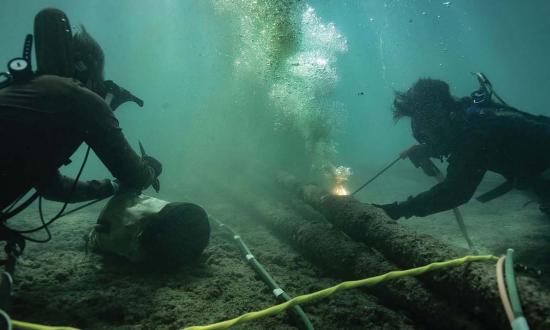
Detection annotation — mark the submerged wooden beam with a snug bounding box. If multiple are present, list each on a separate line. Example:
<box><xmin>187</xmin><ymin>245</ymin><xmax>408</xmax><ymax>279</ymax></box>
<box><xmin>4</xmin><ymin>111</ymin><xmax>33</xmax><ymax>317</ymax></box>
<box><xmin>248</xmin><ymin>197</ymin><xmax>483</xmax><ymax>329</ymax></box>
<box><xmin>278</xmin><ymin>174</ymin><xmax>550</xmax><ymax>329</ymax></box>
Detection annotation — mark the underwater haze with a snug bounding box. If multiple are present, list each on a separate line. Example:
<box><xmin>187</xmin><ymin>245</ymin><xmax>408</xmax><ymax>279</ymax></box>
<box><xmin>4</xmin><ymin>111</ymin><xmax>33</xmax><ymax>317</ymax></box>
<box><xmin>2</xmin><ymin>1</ymin><xmax>550</xmax><ymax>328</ymax></box>
<box><xmin>2</xmin><ymin>0</ymin><xmax>550</xmax><ymax>196</ymax></box>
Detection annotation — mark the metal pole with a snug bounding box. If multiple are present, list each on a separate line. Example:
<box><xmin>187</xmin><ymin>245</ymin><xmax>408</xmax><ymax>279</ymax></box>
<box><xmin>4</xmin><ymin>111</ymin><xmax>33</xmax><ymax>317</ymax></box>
<box><xmin>352</xmin><ymin>156</ymin><xmax>402</xmax><ymax>196</ymax></box>
<box><xmin>433</xmin><ymin>170</ymin><xmax>476</xmax><ymax>251</ymax></box>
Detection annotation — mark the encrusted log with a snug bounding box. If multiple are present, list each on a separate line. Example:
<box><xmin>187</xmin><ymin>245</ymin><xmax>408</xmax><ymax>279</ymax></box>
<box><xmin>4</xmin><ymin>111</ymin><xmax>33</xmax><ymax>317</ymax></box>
<box><xmin>247</xmin><ymin>197</ymin><xmax>484</xmax><ymax>329</ymax></box>
<box><xmin>279</xmin><ymin>174</ymin><xmax>550</xmax><ymax>329</ymax></box>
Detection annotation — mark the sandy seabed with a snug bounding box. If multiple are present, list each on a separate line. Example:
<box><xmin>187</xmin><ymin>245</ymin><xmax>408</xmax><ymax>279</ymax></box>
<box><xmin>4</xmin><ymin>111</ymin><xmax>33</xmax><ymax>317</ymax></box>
<box><xmin>8</xmin><ymin>199</ymin><xmax>413</xmax><ymax>329</ymax></box>
<box><xmin>5</xmin><ymin>164</ymin><xmax>550</xmax><ymax>329</ymax></box>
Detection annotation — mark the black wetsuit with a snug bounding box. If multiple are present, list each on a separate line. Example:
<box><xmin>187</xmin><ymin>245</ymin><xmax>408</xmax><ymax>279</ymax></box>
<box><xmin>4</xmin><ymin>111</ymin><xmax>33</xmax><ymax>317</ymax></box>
<box><xmin>0</xmin><ymin>75</ymin><xmax>154</xmax><ymax>212</ymax></box>
<box><xmin>395</xmin><ymin>104</ymin><xmax>550</xmax><ymax>218</ymax></box>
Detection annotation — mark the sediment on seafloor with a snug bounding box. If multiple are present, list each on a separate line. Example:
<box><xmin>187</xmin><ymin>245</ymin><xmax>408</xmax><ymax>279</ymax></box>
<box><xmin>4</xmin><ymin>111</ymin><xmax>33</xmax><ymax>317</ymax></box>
<box><xmin>221</xmin><ymin>187</ymin><xmax>484</xmax><ymax>329</ymax></box>
<box><xmin>277</xmin><ymin>173</ymin><xmax>550</xmax><ymax>329</ymax></box>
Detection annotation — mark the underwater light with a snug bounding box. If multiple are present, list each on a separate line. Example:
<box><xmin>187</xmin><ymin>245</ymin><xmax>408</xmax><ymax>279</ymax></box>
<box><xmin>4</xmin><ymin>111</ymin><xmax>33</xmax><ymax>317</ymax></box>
<box><xmin>331</xmin><ymin>165</ymin><xmax>352</xmax><ymax>196</ymax></box>
<box><xmin>332</xmin><ymin>184</ymin><xmax>349</xmax><ymax>196</ymax></box>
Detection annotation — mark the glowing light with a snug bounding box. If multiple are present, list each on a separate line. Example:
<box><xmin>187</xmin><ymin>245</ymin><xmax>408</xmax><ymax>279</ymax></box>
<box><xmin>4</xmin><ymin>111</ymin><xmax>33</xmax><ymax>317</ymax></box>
<box><xmin>331</xmin><ymin>165</ymin><xmax>352</xmax><ymax>196</ymax></box>
<box><xmin>332</xmin><ymin>185</ymin><xmax>349</xmax><ymax>196</ymax></box>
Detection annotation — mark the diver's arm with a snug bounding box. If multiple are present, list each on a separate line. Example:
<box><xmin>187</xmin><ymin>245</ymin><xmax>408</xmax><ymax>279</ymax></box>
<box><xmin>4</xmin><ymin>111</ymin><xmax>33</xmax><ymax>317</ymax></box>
<box><xmin>38</xmin><ymin>171</ymin><xmax>115</xmax><ymax>203</ymax></box>
<box><xmin>401</xmin><ymin>160</ymin><xmax>485</xmax><ymax>217</ymax></box>
<box><xmin>380</xmin><ymin>150</ymin><xmax>486</xmax><ymax>219</ymax></box>
<box><xmin>70</xmin><ymin>81</ymin><xmax>155</xmax><ymax>191</ymax></box>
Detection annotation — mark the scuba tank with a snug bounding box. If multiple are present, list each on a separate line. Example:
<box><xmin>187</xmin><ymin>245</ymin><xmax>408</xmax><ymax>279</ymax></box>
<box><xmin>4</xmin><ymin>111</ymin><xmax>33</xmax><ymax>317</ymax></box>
<box><xmin>0</xmin><ymin>8</ymin><xmax>73</xmax><ymax>90</ymax></box>
<box><xmin>0</xmin><ymin>8</ymin><xmax>74</xmax><ymax>89</ymax></box>
<box><xmin>1</xmin><ymin>8</ymin><xmax>143</xmax><ymax>111</ymax></box>
<box><xmin>33</xmin><ymin>8</ymin><xmax>75</xmax><ymax>77</ymax></box>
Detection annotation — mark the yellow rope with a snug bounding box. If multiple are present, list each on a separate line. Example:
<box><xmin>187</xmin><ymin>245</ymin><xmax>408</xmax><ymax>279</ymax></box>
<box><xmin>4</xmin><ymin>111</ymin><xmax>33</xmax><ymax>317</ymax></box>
<box><xmin>8</xmin><ymin>255</ymin><xmax>498</xmax><ymax>330</ymax></box>
<box><xmin>12</xmin><ymin>320</ymin><xmax>80</xmax><ymax>330</ymax></box>
<box><xmin>183</xmin><ymin>255</ymin><xmax>498</xmax><ymax>330</ymax></box>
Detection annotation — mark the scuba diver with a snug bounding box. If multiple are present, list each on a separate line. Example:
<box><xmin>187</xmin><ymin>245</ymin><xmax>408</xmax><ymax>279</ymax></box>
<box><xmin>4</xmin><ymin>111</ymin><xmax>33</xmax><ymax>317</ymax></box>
<box><xmin>376</xmin><ymin>75</ymin><xmax>550</xmax><ymax>220</ymax></box>
<box><xmin>0</xmin><ymin>8</ymin><xmax>162</xmax><ymax>242</ymax></box>
<box><xmin>0</xmin><ymin>9</ymin><xmax>210</xmax><ymax>327</ymax></box>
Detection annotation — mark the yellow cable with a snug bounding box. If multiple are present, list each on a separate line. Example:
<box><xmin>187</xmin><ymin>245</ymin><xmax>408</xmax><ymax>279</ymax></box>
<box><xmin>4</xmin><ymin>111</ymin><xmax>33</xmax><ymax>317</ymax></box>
<box><xmin>12</xmin><ymin>320</ymin><xmax>80</xmax><ymax>330</ymax></box>
<box><xmin>8</xmin><ymin>255</ymin><xmax>498</xmax><ymax>330</ymax></box>
<box><xmin>183</xmin><ymin>255</ymin><xmax>498</xmax><ymax>330</ymax></box>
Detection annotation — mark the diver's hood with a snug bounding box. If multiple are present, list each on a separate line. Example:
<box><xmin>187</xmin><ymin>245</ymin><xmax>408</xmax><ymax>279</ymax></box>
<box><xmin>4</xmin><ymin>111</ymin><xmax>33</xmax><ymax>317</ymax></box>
<box><xmin>34</xmin><ymin>8</ymin><xmax>75</xmax><ymax>77</ymax></box>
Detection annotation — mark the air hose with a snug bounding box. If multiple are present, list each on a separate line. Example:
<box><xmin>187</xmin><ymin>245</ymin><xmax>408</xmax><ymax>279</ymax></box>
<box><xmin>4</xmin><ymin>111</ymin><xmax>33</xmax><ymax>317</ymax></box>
<box><xmin>505</xmin><ymin>249</ymin><xmax>530</xmax><ymax>330</ymax></box>
<box><xmin>184</xmin><ymin>255</ymin><xmax>497</xmax><ymax>330</ymax></box>
<box><xmin>209</xmin><ymin>216</ymin><xmax>314</xmax><ymax>330</ymax></box>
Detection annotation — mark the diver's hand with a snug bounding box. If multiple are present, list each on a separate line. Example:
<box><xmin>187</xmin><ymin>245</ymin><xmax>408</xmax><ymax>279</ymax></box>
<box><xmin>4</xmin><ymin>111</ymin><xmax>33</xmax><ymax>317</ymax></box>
<box><xmin>110</xmin><ymin>179</ymin><xmax>120</xmax><ymax>195</ymax></box>
<box><xmin>111</xmin><ymin>179</ymin><xmax>143</xmax><ymax>196</ymax></box>
<box><xmin>372</xmin><ymin>202</ymin><xmax>403</xmax><ymax>220</ymax></box>
<box><xmin>111</xmin><ymin>154</ymin><xmax>162</xmax><ymax>195</ymax></box>
<box><xmin>399</xmin><ymin>144</ymin><xmax>438</xmax><ymax>177</ymax></box>
<box><xmin>400</xmin><ymin>144</ymin><xmax>432</xmax><ymax>162</ymax></box>
<box><xmin>142</xmin><ymin>155</ymin><xmax>162</xmax><ymax>177</ymax></box>
<box><xmin>88</xmin><ymin>179</ymin><xmax>119</xmax><ymax>199</ymax></box>
<box><xmin>142</xmin><ymin>155</ymin><xmax>162</xmax><ymax>192</ymax></box>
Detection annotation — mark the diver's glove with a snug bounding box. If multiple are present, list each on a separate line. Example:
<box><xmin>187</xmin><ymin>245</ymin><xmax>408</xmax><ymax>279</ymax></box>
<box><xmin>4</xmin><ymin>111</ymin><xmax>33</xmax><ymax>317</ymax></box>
<box><xmin>400</xmin><ymin>144</ymin><xmax>432</xmax><ymax>162</ymax></box>
<box><xmin>400</xmin><ymin>144</ymin><xmax>438</xmax><ymax>177</ymax></box>
<box><xmin>85</xmin><ymin>179</ymin><xmax>118</xmax><ymax>199</ymax></box>
<box><xmin>110</xmin><ymin>180</ymin><xmax>120</xmax><ymax>195</ymax></box>
<box><xmin>92</xmin><ymin>179</ymin><xmax>121</xmax><ymax>198</ymax></box>
<box><xmin>373</xmin><ymin>201</ymin><xmax>413</xmax><ymax>220</ymax></box>
<box><xmin>111</xmin><ymin>156</ymin><xmax>162</xmax><ymax>195</ymax></box>
<box><xmin>142</xmin><ymin>155</ymin><xmax>162</xmax><ymax>192</ymax></box>
<box><xmin>111</xmin><ymin>179</ymin><xmax>142</xmax><ymax>196</ymax></box>
<box><xmin>143</xmin><ymin>155</ymin><xmax>162</xmax><ymax>177</ymax></box>
<box><xmin>373</xmin><ymin>202</ymin><xmax>401</xmax><ymax>220</ymax></box>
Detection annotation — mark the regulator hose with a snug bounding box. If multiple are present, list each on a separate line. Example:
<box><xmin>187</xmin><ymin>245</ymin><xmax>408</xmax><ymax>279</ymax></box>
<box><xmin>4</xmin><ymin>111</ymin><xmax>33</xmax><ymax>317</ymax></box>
<box><xmin>505</xmin><ymin>249</ymin><xmax>530</xmax><ymax>330</ymax></box>
<box><xmin>210</xmin><ymin>216</ymin><xmax>314</xmax><ymax>330</ymax></box>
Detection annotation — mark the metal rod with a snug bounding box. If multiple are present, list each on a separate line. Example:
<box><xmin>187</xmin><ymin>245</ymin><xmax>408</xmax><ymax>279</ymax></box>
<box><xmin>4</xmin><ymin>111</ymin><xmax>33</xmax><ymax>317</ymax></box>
<box><xmin>351</xmin><ymin>156</ymin><xmax>401</xmax><ymax>196</ymax></box>
<box><xmin>451</xmin><ymin>207</ymin><xmax>476</xmax><ymax>250</ymax></box>
<box><xmin>433</xmin><ymin>170</ymin><xmax>476</xmax><ymax>251</ymax></box>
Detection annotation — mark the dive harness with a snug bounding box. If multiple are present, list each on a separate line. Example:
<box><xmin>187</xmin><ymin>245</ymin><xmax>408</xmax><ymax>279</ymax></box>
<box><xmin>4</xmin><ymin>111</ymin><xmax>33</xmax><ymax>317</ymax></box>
<box><xmin>469</xmin><ymin>72</ymin><xmax>537</xmax><ymax>204</ymax></box>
